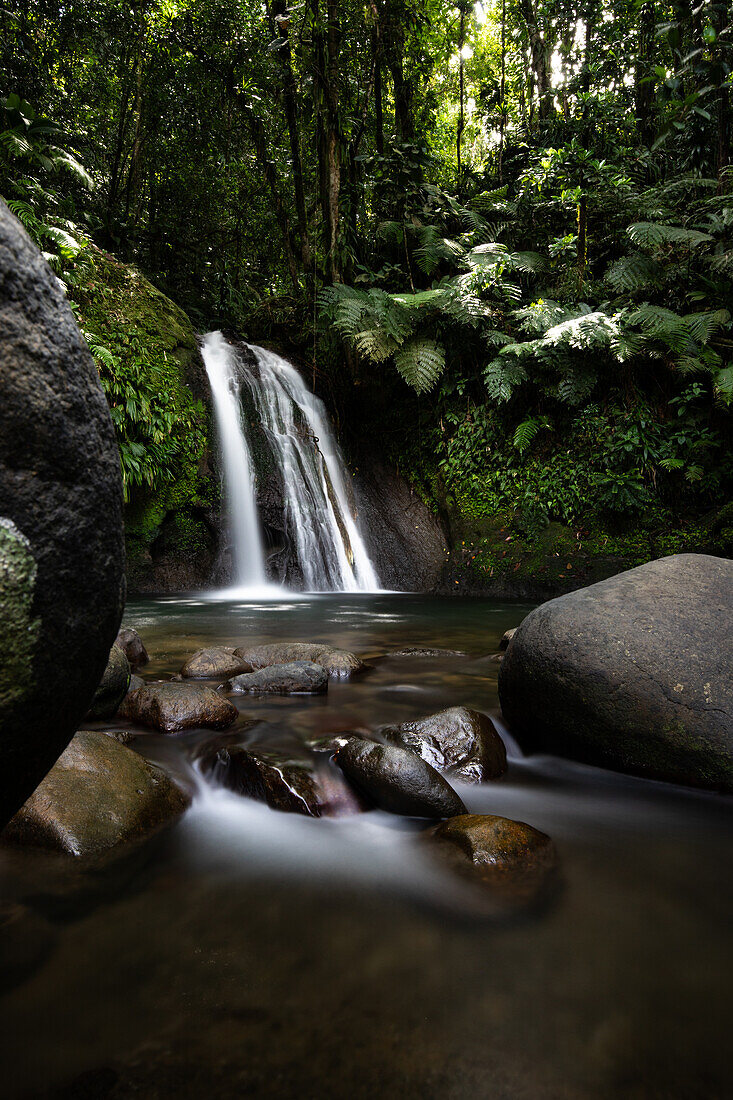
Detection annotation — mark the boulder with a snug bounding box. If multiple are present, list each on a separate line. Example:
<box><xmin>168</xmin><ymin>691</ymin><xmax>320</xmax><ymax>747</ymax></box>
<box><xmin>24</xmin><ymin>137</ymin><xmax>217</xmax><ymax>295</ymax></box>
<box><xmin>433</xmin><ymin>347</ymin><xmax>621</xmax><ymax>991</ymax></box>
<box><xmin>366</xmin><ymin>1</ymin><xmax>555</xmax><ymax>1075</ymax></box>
<box><xmin>333</xmin><ymin>738</ymin><xmax>466</xmax><ymax>818</ymax></box>
<box><xmin>381</xmin><ymin>706</ymin><xmax>507</xmax><ymax>784</ymax></box>
<box><xmin>225</xmin><ymin>662</ymin><xmax>328</xmax><ymax>695</ymax></box>
<box><xmin>425</xmin><ymin>814</ymin><xmax>557</xmax><ymax>910</ymax></box>
<box><xmin>204</xmin><ymin>745</ymin><xmax>362</xmax><ymax>816</ymax></box>
<box><xmin>181</xmin><ymin>647</ymin><xmax>251</xmax><ymax>680</ymax></box>
<box><xmin>119</xmin><ymin>682</ymin><xmax>238</xmax><ymax>734</ymax></box>
<box><xmin>0</xmin><ymin>203</ymin><xmax>125</xmax><ymax>827</ymax></box>
<box><xmin>2</xmin><ymin>730</ymin><xmax>190</xmax><ymax>858</ymax></box>
<box><xmin>114</xmin><ymin>626</ymin><xmax>149</xmax><ymax>669</ymax></box>
<box><xmin>499</xmin><ymin>554</ymin><xmax>733</xmax><ymax>791</ymax></box>
<box><xmin>499</xmin><ymin>627</ymin><xmax>517</xmax><ymax>652</ymax></box>
<box><xmin>86</xmin><ymin>645</ymin><xmax>130</xmax><ymax>719</ymax></box>
<box><xmin>234</xmin><ymin>643</ymin><xmax>365</xmax><ymax>679</ymax></box>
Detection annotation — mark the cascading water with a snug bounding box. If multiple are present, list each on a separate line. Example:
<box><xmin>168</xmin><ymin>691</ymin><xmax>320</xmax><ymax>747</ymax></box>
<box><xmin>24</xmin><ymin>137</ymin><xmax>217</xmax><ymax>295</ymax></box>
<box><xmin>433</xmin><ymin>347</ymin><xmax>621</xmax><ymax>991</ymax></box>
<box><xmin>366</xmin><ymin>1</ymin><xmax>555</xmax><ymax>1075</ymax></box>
<box><xmin>201</xmin><ymin>331</ymin><xmax>269</xmax><ymax>592</ymax></box>
<box><xmin>201</xmin><ymin>331</ymin><xmax>380</xmax><ymax>593</ymax></box>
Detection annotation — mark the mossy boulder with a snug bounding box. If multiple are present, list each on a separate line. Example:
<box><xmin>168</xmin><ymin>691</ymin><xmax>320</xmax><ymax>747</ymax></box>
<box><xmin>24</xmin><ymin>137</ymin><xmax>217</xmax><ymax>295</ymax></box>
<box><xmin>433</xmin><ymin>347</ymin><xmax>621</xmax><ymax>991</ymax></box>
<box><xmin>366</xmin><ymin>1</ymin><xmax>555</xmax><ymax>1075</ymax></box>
<box><xmin>3</xmin><ymin>730</ymin><xmax>190</xmax><ymax>859</ymax></box>
<box><xmin>0</xmin><ymin>203</ymin><xmax>125</xmax><ymax>827</ymax></box>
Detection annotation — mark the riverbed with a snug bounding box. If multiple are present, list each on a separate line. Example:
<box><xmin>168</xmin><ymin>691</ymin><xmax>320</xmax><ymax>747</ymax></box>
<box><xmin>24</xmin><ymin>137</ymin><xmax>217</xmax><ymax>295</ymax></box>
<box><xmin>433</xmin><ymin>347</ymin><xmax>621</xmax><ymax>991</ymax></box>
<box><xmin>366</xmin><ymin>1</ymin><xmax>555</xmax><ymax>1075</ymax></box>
<box><xmin>1</xmin><ymin>594</ymin><xmax>731</xmax><ymax>1099</ymax></box>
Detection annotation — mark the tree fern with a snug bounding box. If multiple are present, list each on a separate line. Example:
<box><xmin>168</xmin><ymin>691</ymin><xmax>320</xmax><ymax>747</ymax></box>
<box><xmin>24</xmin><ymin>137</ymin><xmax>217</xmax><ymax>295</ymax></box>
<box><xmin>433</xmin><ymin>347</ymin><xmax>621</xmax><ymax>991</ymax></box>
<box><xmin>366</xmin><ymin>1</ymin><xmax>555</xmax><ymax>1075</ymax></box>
<box><xmin>394</xmin><ymin>337</ymin><xmax>446</xmax><ymax>394</ymax></box>
<box><xmin>627</xmin><ymin>222</ymin><xmax>713</xmax><ymax>249</ymax></box>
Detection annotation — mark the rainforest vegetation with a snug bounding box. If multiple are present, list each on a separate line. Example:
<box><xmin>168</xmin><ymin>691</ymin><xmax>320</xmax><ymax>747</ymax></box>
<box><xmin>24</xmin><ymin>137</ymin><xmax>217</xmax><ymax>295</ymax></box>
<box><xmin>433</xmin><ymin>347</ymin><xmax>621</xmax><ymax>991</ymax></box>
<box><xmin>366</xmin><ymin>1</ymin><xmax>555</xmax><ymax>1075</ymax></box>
<box><xmin>1</xmin><ymin>0</ymin><xmax>732</xmax><ymax>584</ymax></box>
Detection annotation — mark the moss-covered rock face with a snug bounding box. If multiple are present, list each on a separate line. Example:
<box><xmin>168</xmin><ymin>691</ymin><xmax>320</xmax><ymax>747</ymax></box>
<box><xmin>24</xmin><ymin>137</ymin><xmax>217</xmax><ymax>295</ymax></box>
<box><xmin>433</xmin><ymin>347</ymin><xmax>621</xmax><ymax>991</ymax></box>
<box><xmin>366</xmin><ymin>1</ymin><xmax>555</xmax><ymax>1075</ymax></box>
<box><xmin>0</xmin><ymin>520</ymin><xmax>40</xmax><ymax>715</ymax></box>
<box><xmin>72</xmin><ymin>247</ymin><xmax>220</xmax><ymax>592</ymax></box>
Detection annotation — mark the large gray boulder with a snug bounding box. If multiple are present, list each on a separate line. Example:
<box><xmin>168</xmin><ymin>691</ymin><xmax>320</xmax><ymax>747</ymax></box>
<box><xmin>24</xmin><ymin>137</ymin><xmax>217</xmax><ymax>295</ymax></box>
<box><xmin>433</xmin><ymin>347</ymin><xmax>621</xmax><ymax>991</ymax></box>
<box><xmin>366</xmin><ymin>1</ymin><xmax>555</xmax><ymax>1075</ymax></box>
<box><xmin>499</xmin><ymin>554</ymin><xmax>733</xmax><ymax>791</ymax></box>
<box><xmin>0</xmin><ymin>202</ymin><xmax>125</xmax><ymax>827</ymax></box>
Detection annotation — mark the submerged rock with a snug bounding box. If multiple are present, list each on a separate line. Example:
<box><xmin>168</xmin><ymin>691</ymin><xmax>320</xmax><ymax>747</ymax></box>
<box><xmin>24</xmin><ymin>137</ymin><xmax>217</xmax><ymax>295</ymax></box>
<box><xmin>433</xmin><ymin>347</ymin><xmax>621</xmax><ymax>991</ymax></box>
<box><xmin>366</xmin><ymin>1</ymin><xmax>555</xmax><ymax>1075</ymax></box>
<box><xmin>499</xmin><ymin>553</ymin><xmax>733</xmax><ymax>791</ymax></box>
<box><xmin>381</xmin><ymin>706</ymin><xmax>507</xmax><ymax>784</ymax></box>
<box><xmin>181</xmin><ymin>647</ymin><xmax>251</xmax><ymax>680</ymax></box>
<box><xmin>334</xmin><ymin>738</ymin><xmax>466</xmax><ymax>818</ymax></box>
<box><xmin>3</xmin><ymin>730</ymin><xmax>190</xmax><ymax>858</ymax></box>
<box><xmin>0</xmin><ymin>202</ymin><xmax>125</xmax><ymax>827</ymax></box>
<box><xmin>388</xmin><ymin>647</ymin><xmax>468</xmax><ymax>658</ymax></box>
<box><xmin>114</xmin><ymin>626</ymin><xmax>149</xmax><ymax>669</ymax></box>
<box><xmin>425</xmin><ymin>813</ymin><xmax>558</xmax><ymax>910</ymax></box>
<box><xmin>119</xmin><ymin>682</ymin><xmax>238</xmax><ymax>734</ymax></box>
<box><xmin>225</xmin><ymin>662</ymin><xmax>328</xmax><ymax>695</ymax></box>
<box><xmin>234</xmin><ymin>643</ymin><xmax>365</xmax><ymax>679</ymax></box>
<box><xmin>86</xmin><ymin>645</ymin><xmax>130</xmax><ymax>719</ymax></box>
<box><xmin>205</xmin><ymin>745</ymin><xmax>362</xmax><ymax>816</ymax></box>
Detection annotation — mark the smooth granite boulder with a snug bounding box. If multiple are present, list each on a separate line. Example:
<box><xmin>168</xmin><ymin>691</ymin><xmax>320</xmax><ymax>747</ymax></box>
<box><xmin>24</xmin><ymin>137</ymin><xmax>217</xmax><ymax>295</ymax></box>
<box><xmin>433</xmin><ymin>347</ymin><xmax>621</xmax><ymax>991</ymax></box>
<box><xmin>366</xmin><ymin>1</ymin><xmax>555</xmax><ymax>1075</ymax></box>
<box><xmin>0</xmin><ymin>202</ymin><xmax>125</xmax><ymax>827</ymax></box>
<box><xmin>234</xmin><ymin>643</ymin><xmax>365</xmax><ymax>679</ymax></box>
<box><xmin>180</xmin><ymin>647</ymin><xmax>251</xmax><ymax>680</ymax></box>
<box><xmin>119</xmin><ymin>682</ymin><xmax>238</xmax><ymax>734</ymax></box>
<box><xmin>381</xmin><ymin>706</ymin><xmax>507</xmax><ymax>784</ymax></box>
<box><xmin>499</xmin><ymin>554</ymin><xmax>733</xmax><ymax>790</ymax></box>
<box><xmin>3</xmin><ymin>730</ymin><xmax>190</xmax><ymax>858</ymax></box>
<box><xmin>334</xmin><ymin>738</ymin><xmax>466</xmax><ymax>818</ymax></box>
<box><xmin>225</xmin><ymin>662</ymin><xmax>328</xmax><ymax>695</ymax></box>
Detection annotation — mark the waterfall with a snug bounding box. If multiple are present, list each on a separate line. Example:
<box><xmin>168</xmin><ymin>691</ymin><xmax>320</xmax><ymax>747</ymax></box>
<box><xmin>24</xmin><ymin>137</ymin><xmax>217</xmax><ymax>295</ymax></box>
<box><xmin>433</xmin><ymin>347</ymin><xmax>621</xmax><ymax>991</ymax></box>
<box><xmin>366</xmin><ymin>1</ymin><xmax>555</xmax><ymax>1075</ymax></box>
<box><xmin>201</xmin><ymin>332</ymin><xmax>380</xmax><ymax>593</ymax></box>
<box><xmin>201</xmin><ymin>331</ymin><xmax>269</xmax><ymax>591</ymax></box>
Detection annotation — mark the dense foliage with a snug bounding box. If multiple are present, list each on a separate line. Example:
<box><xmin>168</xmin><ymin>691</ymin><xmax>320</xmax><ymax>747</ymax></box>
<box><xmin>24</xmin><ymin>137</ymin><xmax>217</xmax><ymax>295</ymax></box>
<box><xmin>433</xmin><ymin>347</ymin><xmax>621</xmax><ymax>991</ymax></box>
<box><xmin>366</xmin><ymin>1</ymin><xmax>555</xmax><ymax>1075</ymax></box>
<box><xmin>1</xmin><ymin>0</ymin><xmax>732</xmax><ymax>570</ymax></box>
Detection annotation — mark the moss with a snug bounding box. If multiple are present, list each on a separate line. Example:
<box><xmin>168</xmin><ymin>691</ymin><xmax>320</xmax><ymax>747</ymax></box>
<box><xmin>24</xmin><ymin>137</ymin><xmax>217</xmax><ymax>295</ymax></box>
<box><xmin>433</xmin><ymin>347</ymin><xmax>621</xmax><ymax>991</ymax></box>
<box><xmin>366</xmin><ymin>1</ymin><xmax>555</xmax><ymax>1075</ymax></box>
<box><xmin>0</xmin><ymin>519</ymin><xmax>40</xmax><ymax>710</ymax></box>
<box><xmin>69</xmin><ymin>246</ymin><xmax>219</xmax><ymax>587</ymax></box>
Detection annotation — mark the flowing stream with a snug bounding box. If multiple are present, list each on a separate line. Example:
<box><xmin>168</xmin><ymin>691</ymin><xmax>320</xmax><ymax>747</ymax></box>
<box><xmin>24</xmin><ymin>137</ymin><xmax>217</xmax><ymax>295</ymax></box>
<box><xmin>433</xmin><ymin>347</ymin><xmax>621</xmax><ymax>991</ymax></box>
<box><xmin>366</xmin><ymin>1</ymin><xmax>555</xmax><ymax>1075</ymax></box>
<box><xmin>2</xmin><ymin>594</ymin><xmax>731</xmax><ymax>1099</ymax></box>
<box><xmin>201</xmin><ymin>333</ymin><xmax>379</xmax><ymax>594</ymax></box>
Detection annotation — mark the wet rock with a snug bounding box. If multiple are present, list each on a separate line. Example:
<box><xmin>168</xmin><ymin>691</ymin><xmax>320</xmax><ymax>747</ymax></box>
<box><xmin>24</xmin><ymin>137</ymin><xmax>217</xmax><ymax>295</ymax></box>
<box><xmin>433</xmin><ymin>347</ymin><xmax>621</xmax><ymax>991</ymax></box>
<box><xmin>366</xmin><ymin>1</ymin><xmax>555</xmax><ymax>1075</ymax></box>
<box><xmin>114</xmin><ymin>626</ymin><xmax>149</xmax><ymax>669</ymax></box>
<box><xmin>119</xmin><ymin>682</ymin><xmax>237</xmax><ymax>734</ymax></box>
<box><xmin>205</xmin><ymin>745</ymin><xmax>362</xmax><ymax>816</ymax></box>
<box><xmin>86</xmin><ymin>645</ymin><xmax>130</xmax><ymax>719</ymax></box>
<box><xmin>225</xmin><ymin>662</ymin><xmax>328</xmax><ymax>695</ymax></box>
<box><xmin>0</xmin><ymin>202</ymin><xmax>125</xmax><ymax>827</ymax></box>
<box><xmin>180</xmin><ymin>646</ymin><xmax>252</xmax><ymax>680</ymax></box>
<box><xmin>425</xmin><ymin>813</ymin><xmax>558</xmax><ymax>910</ymax></box>
<box><xmin>307</xmin><ymin>732</ymin><xmax>364</xmax><ymax>753</ymax></box>
<box><xmin>234</xmin><ymin>642</ymin><xmax>365</xmax><ymax>679</ymax></box>
<box><xmin>499</xmin><ymin>553</ymin><xmax>733</xmax><ymax>791</ymax></box>
<box><xmin>127</xmin><ymin>673</ymin><xmax>145</xmax><ymax>695</ymax></box>
<box><xmin>381</xmin><ymin>706</ymin><xmax>507</xmax><ymax>784</ymax></box>
<box><xmin>3</xmin><ymin>730</ymin><xmax>190</xmax><ymax>858</ymax></box>
<box><xmin>334</xmin><ymin>738</ymin><xmax>466</xmax><ymax>818</ymax></box>
<box><xmin>389</xmin><ymin>647</ymin><xmax>468</xmax><ymax>657</ymax></box>
<box><xmin>499</xmin><ymin>628</ymin><xmax>517</xmax><ymax>652</ymax></box>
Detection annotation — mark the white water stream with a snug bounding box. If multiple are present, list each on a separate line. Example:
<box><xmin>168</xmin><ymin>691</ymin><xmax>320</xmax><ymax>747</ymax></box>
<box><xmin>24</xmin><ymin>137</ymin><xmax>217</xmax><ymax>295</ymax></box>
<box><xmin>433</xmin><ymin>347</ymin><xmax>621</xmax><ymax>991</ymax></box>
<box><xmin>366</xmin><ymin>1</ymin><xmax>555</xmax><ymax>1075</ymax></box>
<box><xmin>201</xmin><ymin>332</ymin><xmax>380</xmax><ymax>593</ymax></box>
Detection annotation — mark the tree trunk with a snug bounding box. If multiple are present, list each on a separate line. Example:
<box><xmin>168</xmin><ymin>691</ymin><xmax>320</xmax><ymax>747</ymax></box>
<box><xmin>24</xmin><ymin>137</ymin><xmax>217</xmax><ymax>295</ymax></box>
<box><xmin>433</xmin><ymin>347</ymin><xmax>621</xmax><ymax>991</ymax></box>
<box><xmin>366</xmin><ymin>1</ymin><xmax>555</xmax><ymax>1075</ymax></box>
<box><xmin>635</xmin><ymin>1</ymin><xmax>656</xmax><ymax>147</ymax></box>
<box><xmin>520</xmin><ymin>0</ymin><xmax>551</xmax><ymax>120</ymax></box>
<box><xmin>271</xmin><ymin>0</ymin><xmax>311</xmax><ymax>270</ymax></box>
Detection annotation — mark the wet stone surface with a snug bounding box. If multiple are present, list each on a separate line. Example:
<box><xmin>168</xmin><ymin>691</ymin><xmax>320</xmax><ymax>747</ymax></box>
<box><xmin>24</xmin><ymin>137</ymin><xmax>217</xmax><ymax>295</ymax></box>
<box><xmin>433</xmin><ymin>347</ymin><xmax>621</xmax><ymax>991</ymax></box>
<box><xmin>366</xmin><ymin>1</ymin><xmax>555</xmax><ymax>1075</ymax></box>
<box><xmin>334</xmin><ymin>737</ymin><xmax>466</xmax><ymax>819</ymax></box>
<box><xmin>380</xmin><ymin>705</ymin><xmax>507</xmax><ymax>784</ymax></box>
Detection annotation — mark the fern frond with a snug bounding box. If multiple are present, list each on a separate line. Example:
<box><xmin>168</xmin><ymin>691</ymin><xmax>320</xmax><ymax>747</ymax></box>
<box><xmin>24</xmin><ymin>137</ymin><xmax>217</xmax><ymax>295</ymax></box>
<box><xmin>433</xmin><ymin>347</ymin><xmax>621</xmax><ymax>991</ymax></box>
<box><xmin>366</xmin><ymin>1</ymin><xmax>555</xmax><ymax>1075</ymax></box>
<box><xmin>627</xmin><ymin>222</ymin><xmax>713</xmax><ymax>249</ymax></box>
<box><xmin>606</xmin><ymin>252</ymin><xmax>663</xmax><ymax>293</ymax></box>
<box><xmin>394</xmin><ymin>337</ymin><xmax>446</xmax><ymax>394</ymax></box>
